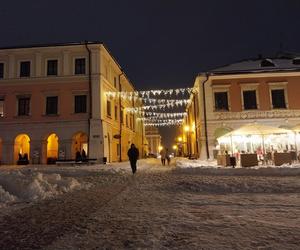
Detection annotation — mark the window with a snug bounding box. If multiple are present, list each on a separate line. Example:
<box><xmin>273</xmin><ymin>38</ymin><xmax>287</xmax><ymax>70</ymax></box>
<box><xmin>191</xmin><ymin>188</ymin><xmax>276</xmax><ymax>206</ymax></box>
<box><xmin>75</xmin><ymin>95</ymin><xmax>87</xmax><ymax>113</ymax></box>
<box><xmin>214</xmin><ymin>92</ymin><xmax>229</xmax><ymax>111</ymax></box>
<box><xmin>114</xmin><ymin>105</ymin><xmax>118</xmax><ymax>120</ymax></box>
<box><xmin>20</xmin><ymin>61</ymin><xmax>31</xmax><ymax>77</ymax></box>
<box><xmin>130</xmin><ymin>115</ymin><xmax>133</xmax><ymax>129</ymax></box>
<box><xmin>18</xmin><ymin>97</ymin><xmax>30</xmax><ymax>116</ymax></box>
<box><xmin>0</xmin><ymin>98</ymin><xmax>4</xmax><ymax>117</ymax></box>
<box><xmin>47</xmin><ymin>60</ymin><xmax>58</xmax><ymax>76</ymax></box>
<box><xmin>126</xmin><ymin>114</ymin><xmax>128</xmax><ymax>127</ymax></box>
<box><xmin>271</xmin><ymin>89</ymin><xmax>286</xmax><ymax>109</ymax></box>
<box><xmin>46</xmin><ymin>96</ymin><xmax>58</xmax><ymax>115</ymax></box>
<box><xmin>107</xmin><ymin>100</ymin><xmax>111</xmax><ymax>117</ymax></box>
<box><xmin>243</xmin><ymin>90</ymin><xmax>257</xmax><ymax>110</ymax></box>
<box><xmin>114</xmin><ymin>77</ymin><xmax>117</xmax><ymax>88</ymax></box>
<box><xmin>120</xmin><ymin>107</ymin><xmax>124</xmax><ymax>124</ymax></box>
<box><xmin>117</xmin><ymin>143</ymin><xmax>120</xmax><ymax>156</ymax></box>
<box><xmin>75</xmin><ymin>58</ymin><xmax>86</xmax><ymax>75</ymax></box>
<box><xmin>0</xmin><ymin>63</ymin><xmax>4</xmax><ymax>79</ymax></box>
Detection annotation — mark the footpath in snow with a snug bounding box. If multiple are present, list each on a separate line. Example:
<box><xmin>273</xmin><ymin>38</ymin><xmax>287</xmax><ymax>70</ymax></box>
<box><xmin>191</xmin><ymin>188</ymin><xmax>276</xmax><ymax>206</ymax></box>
<box><xmin>0</xmin><ymin>158</ymin><xmax>299</xmax><ymax>249</ymax></box>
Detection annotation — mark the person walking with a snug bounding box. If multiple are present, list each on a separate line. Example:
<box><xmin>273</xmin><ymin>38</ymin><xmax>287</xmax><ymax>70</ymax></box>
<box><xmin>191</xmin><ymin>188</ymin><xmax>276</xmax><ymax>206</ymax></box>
<box><xmin>160</xmin><ymin>147</ymin><xmax>166</xmax><ymax>166</ymax></box>
<box><xmin>127</xmin><ymin>144</ymin><xmax>139</xmax><ymax>174</ymax></box>
<box><xmin>166</xmin><ymin>148</ymin><xmax>171</xmax><ymax>165</ymax></box>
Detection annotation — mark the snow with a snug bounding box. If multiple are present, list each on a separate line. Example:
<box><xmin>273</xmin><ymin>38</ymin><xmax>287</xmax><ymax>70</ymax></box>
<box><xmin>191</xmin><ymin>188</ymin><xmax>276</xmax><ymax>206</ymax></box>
<box><xmin>0</xmin><ymin>158</ymin><xmax>299</xmax><ymax>249</ymax></box>
<box><xmin>0</xmin><ymin>169</ymin><xmax>90</xmax><ymax>207</ymax></box>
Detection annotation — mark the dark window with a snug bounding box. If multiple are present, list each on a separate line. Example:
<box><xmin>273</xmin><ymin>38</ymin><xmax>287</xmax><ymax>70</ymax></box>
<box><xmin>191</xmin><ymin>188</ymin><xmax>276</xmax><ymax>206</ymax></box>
<box><xmin>20</xmin><ymin>61</ymin><xmax>31</xmax><ymax>77</ymax></box>
<box><xmin>120</xmin><ymin>107</ymin><xmax>124</xmax><ymax>124</ymax></box>
<box><xmin>114</xmin><ymin>105</ymin><xmax>118</xmax><ymax>120</ymax></box>
<box><xmin>107</xmin><ymin>100</ymin><xmax>111</xmax><ymax>117</ymax></box>
<box><xmin>47</xmin><ymin>60</ymin><xmax>58</xmax><ymax>76</ymax></box>
<box><xmin>18</xmin><ymin>97</ymin><xmax>30</xmax><ymax>116</ymax></box>
<box><xmin>261</xmin><ymin>59</ymin><xmax>275</xmax><ymax>67</ymax></box>
<box><xmin>243</xmin><ymin>90</ymin><xmax>257</xmax><ymax>110</ymax></box>
<box><xmin>75</xmin><ymin>58</ymin><xmax>86</xmax><ymax>75</ymax></box>
<box><xmin>126</xmin><ymin>114</ymin><xmax>128</xmax><ymax>126</ymax></box>
<box><xmin>271</xmin><ymin>89</ymin><xmax>286</xmax><ymax>109</ymax></box>
<box><xmin>0</xmin><ymin>98</ymin><xmax>4</xmax><ymax>117</ymax></box>
<box><xmin>46</xmin><ymin>96</ymin><xmax>58</xmax><ymax>115</ymax></box>
<box><xmin>0</xmin><ymin>63</ymin><xmax>4</xmax><ymax>79</ymax></box>
<box><xmin>114</xmin><ymin>77</ymin><xmax>117</xmax><ymax>88</ymax></box>
<box><xmin>75</xmin><ymin>95</ymin><xmax>87</xmax><ymax>113</ymax></box>
<box><xmin>214</xmin><ymin>92</ymin><xmax>229</xmax><ymax>111</ymax></box>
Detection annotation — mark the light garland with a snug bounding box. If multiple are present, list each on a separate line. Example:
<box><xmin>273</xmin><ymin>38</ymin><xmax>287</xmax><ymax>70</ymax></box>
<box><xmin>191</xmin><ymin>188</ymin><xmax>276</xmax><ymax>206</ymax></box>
<box><xmin>137</xmin><ymin>112</ymin><xmax>187</xmax><ymax>119</ymax></box>
<box><xmin>126</xmin><ymin>100</ymin><xmax>191</xmax><ymax>112</ymax></box>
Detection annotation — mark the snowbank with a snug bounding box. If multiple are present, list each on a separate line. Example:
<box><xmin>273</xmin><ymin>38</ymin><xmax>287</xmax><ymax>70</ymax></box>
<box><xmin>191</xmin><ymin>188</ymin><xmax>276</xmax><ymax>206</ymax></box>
<box><xmin>0</xmin><ymin>170</ymin><xmax>90</xmax><ymax>207</ymax></box>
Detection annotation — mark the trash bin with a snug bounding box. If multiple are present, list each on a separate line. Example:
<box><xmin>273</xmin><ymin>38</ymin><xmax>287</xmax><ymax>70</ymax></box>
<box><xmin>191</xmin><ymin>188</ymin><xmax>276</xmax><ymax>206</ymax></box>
<box><xmin>230</xmin><ymin>156</ymin><xmax>236</xmax><ymax>168</ymax></box>
<box><xmin>103</xmin><ymin>157</ymin><xmax>107</xmax><ymax>164</ymax></box>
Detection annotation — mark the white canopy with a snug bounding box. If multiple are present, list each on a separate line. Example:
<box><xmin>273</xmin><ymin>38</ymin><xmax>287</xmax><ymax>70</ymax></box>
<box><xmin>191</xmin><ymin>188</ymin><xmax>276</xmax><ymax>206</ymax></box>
<box><xmin>218</xmin><ymin>123</ymin><xmax>292</xmax><ymax>139</ymax></box>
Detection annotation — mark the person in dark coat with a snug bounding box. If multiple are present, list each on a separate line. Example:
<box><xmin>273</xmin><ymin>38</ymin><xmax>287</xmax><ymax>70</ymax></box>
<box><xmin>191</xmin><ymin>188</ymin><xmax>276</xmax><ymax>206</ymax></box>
<box><xmin>127</xmin><ymin>144</ymin><xmax>139</xmax><ymax>174</ymax></box>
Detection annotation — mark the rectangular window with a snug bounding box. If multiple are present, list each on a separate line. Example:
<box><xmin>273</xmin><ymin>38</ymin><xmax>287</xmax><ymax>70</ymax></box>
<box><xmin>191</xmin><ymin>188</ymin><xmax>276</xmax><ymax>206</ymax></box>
<box><xmin>271</xmin><ymin>89</ymin><xmax>286</xmax><ymax>109</ymax></box>
<box><xmin>117</xmin><ymin>143</ymin><xmax>120</xmax><ymax>156</ymax></box>
<box><xmin>75</xmin><ymin>95</ymin><xmax>87</xmax><ymax>113</ymax></box>
<box><xmin>107</xmin><ymin>100</ymin><xmax>111</xmax><ymax>117</ymax></box>
<box><xmin>18</xmin><ymin>97</ymin><xmax>30</xmax><ymax>116</ymax></box>
<box><xmin>120</xmin><ymin>107</ymin><xmax>124</xmax><ymax>124</ymax></box>
<box><xmin>114</xmin><ymin>77</ymin><xmax>117</xmax><ymax>88</ymax></box>
<box><xmin>46</xmin><ymin>96</ymin><xmax>58</xmax><ymax>115</ymax></box>
<box><xmin>243</xmin><ymin>90</ymin><xmax>257</xmax><ymax>110</ymax></box>
<box><xmin>114</xmin><ymin>105</ymin><xmax>118</xmax><ymax>120</ymax></box>
<box><xmin>75</xmin><ymin>58</ymin><xmax>86</xmax><ymax>75</ymax></box>
<box><xmin>214</xmin><ymin>92</ymin><xmax>229</xmax><ymax>111</ymax></box>
<box><xmin>20</xmin><ymin>61</ymin><xmax>31</xmax><ymax>77</ymax></box>
<box><xmin>47</xmin><ymin>60</ymin><xmax>58</xmax><ymax>76</ymax></box>
<box><xmin>0</xmin><ymin>63</ymin><xmax>4</xmax><ymax>79</ymax></box>
<box><xmin>0</xmin><ymin>98</ymin><xmax>4</xmax><ymax>117</ymax></box>
<box><xmin>126</xmin><ymin>114</ymin><xmax>128</xmax><ymax>127</ymax></box>
<box><xmin>130</xmin><ymin>115</ymin><xmax>132</xmax><ymax>129</ymax></box>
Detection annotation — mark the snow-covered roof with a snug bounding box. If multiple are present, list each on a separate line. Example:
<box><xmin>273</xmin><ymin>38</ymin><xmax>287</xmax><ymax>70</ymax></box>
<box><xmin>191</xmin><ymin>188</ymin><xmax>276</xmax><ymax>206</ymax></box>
<box><xmin>209</xmin><ymin>56</ymin><xmax>300</xmax><ymax>75</ymax></box>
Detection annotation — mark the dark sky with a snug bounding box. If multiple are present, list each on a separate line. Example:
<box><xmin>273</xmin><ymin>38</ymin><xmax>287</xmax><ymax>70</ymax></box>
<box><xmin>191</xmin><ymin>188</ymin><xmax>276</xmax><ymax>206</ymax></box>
<box><xmin>1</xmin><ymin>0</ymin><xmax>300</xmax><ymax>150</ymax></box>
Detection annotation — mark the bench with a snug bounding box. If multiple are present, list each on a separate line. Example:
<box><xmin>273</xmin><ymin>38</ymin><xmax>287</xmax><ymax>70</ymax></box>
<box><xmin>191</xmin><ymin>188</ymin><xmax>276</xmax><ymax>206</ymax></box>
<box><xmin>56</xmin><ymin>158</ymin><xmax>97</xmax><ymax>166</ymax></box>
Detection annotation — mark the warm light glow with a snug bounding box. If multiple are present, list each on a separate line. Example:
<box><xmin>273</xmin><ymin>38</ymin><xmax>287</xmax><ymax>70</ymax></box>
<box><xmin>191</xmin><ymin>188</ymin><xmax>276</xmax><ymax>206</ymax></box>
<box><xmin>47</xmin><ymin>134</ymin><xmax>59</xmax><ymax>158</ymax></box>
<box><xmin>178</xmin><ymin>137</ymin><xmax>183</xmax><ymax>142</ymax></box>
<box><xmin>184</xmin><ymin>125</ymin><xmax>190</xmax><ymax>132</ymax></box>
<box><xmin>173</xmin><ymin>145</ymin><xmax>178</xmax><ymax>150</ymax></box>
<box><xmin>158</xmin><ymin>146</ymin><xmax>163</xmax><ymax>151</ymax></box>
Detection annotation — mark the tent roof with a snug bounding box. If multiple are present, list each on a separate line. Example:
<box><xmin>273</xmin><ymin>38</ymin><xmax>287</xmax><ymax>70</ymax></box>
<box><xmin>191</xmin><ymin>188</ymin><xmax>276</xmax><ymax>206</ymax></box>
<box><xmin>218</xmin><ymin>123</ymin><xmax>291</xmax><ymax>139</ymax></box>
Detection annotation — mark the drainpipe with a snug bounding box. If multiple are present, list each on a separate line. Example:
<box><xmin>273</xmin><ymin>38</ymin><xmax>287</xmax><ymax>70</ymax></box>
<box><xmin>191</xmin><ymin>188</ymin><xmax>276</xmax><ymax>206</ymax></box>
<box><xmin>118</xmin><ymin>73</ymin><xmax>123</xmax><ymax>162</ymax></box>
<box><xmin>84</xmin><ymin>42</ymin><xmax>92</xmax><ymax>158</ymax></box>
<box><xmin>202</xmin><ymin>73</ymin><xmax>210</xmax><ymax>159</ymax></box>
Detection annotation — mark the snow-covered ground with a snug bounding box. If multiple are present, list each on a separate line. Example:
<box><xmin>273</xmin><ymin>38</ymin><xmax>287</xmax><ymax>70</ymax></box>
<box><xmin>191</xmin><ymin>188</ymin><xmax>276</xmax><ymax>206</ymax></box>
<box><xmin>0</xmin><ymin>158</ymin><xmax>299</xmax><ymax>249</ymax></box>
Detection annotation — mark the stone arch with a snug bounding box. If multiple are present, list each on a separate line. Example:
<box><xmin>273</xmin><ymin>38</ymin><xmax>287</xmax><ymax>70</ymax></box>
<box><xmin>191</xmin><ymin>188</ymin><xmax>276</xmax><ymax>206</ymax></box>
<box><xmin>46</xmin><ymin>133</ymin><xmax>59</xmax><ymax>164</ymax></box>
<box><xmin>14</xmin><ymin>134</ymin><xmax>30</xmax><ymax>163</ymax></box>
<box><xmin>71</xmin><ymin>132</ymin><xmax>88</xmax><ymax>159</ymax></box>
<box><xmin>214</xmin><ymin>127</ymin><xmax>232</xmax><ymax>139</ymax></box>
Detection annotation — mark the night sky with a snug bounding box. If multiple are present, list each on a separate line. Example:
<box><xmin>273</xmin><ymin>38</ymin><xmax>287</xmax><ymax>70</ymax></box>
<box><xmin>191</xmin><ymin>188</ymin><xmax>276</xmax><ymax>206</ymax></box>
<box><xmin>1</xmin><ymin>0</ymin><xmax>300</xmax><ymax>149</ymax></box>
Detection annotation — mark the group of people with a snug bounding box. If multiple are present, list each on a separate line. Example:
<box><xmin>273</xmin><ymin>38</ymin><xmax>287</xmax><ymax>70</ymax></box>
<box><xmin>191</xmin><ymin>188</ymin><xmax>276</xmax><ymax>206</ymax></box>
<box><xmin>127</xmin><ymin>144</ymin><xmax>172</xmax><ymax>175</ymax></box>
<box><xmin>17</xmin><ymin>153</ymin><xmax>29</xmax><ymax>165</ymax></box>
<box><xmin>75</xmin><ymin>149</ymin><xmax>87</xmax><ymax>162</ymax></box>
<box><xmin>159</xmin><ymin>148</ymin><xmax>171</xmax><ymax>166</ymax></box>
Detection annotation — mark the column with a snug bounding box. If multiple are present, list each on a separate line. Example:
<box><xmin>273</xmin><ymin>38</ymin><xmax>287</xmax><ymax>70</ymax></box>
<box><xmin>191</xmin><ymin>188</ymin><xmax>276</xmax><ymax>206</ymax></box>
<box><xmin>59</xmin><ymin>139</ymin><xmax>73</xmax><ymax>160</ymax></box>
<box><xmin>2</xmin><ymin>140</ymin><xmax>14</xmax><ymax>164</ymax></box>
<box><xmin>30</xmin><ymin>139</ymin><xmax>43</xmax><ymax>164</ymax></box>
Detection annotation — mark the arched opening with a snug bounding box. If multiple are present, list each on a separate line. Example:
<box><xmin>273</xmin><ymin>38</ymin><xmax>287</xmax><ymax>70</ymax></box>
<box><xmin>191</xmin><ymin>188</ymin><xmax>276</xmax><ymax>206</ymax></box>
<box><xmin>213</xmin><ymin>127</ymin><xmax>232</xmax><ymax>159</ymax></box>
<box><xmin>14</xmin><ymin>134</ymin><xmax>30</xmax><ymax>164</ymax></box>
<box><xmin>72</xmin><ymin>132</ymin><xmax>88</xmax><ymax>159</ymax></box>
<box><xmin>47</xmin><ymin>133</ymin><xmax>59</xmax><ymax>164</ymax></box>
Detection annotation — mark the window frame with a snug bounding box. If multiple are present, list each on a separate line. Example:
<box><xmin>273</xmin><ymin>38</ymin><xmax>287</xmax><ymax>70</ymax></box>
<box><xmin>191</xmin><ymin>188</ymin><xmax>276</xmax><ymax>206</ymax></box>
<box><xmin>0</xmin><ymin>96</ymin><xmax>4</xmax><ymax>117</ymax></box>
<box><xmin>240</xmin><ymin>83</ymin><xmax>259</xmax><ymax>110</ymax></box>
<box><xmin>212</xmin><ymin>84</ymin><xmax>231</xmax><ymax>112</ymax></box>
<box><xmin>74</xmin><ymin>95</ymin><xmax>87</xmax><ymax>114</ymax></box>
<box><xmin>19</xmin><ymin>60</ymin><xmax>31</xmax><ymax>78</ymax></box>
<box><xmin>17</xmin><ymin>95</ymin><xmax>31</xmax><ymax>116</ymax></box>
<box><xmin>106</xmin><ymin>99</ymin><xmax>112</xmax><ymax>118</ymax></box>
<box><xmin>74</xmin><ymin>57</ymin><xmax>86</xmax><ymax>75</ymax></box>
<box><xmin>46</xmin><ymin>59</ymin><xmax>59</xmax><ymax>76</ymax></box>
<box><xmin>45</xmin><ymin>96</ymin><xmax>59</xmax><ymax>115</ymax></box>
<box><xmin>268</xmin><ymin>82</ymin><xmax>288</xmax><ymax>109</ymax></box>
<box><xmin>0</xmin><ymin>62</ymin><xmax>4</xmax><ymax>79</ymax></box>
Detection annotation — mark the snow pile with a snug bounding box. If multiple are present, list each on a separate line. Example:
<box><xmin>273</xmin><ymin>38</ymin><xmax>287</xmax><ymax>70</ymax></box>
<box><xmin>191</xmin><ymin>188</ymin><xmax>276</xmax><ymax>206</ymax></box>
<box><xmin>176</xmin><ymin>158</ymin><xmax>219</xmax><ymax>168</ymax></box>
<box><xmin>0</xmin><ymin>170</ymin><xmax>89</xmax><ymax>207</ymax></box>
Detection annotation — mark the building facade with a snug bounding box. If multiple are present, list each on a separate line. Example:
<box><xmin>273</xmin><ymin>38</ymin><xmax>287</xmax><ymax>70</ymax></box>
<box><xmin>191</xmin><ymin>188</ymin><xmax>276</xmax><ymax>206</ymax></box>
<box><xmin>185</xmin><ymin>56</ymin><xmax>300</xmax><ymax>159</ymax></box>
<box><xmin>0</xmin><ymin>42</ymin><xmax>145</xmax><ymax>164</ymax></box>
<box><xmin>145</xmin><ymin>127</ymin><xmax>161</xmax><ymax>157</ymax></box>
